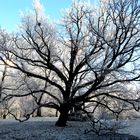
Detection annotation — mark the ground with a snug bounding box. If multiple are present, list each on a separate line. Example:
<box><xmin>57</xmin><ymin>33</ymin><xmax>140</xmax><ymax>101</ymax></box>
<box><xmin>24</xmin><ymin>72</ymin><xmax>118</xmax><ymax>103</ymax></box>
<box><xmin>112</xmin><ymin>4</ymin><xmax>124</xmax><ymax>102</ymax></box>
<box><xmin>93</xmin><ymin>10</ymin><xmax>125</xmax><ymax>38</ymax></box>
<box><xmin>0</xmin><ymin>117</ymin><xmax>139</xmax><ymax>140</ymax></box>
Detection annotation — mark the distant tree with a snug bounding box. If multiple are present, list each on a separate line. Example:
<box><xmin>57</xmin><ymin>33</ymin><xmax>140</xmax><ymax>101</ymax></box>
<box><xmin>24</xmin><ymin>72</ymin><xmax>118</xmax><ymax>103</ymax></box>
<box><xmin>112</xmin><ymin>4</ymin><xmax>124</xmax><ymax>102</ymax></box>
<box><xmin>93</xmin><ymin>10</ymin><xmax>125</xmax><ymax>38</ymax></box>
<box><xmin>0</xmin><ymin>61</ymin><xmax>17</xmax><ymax>119</ymax></box>
<box><xmin>1</xmin><ymin>0</ymin><xmax>140</xmax><ymax>127</ymax></box>
<box><xmin>22</xmin><ymin>70</ymin><xmax>53</xmax><ymax>117</ymax></box>
<box><xmin>0</xmin><ymin>64</ymin><xmax>8</xmax><ymax>118</ymax></box>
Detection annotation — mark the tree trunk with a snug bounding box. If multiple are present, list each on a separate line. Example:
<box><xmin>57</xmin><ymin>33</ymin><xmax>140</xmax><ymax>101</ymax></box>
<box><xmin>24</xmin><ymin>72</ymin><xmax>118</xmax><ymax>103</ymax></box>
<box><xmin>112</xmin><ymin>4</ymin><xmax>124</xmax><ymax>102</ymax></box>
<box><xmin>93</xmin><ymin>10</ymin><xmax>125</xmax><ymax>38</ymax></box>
<box><xmin>36</xmin><ymin>107</ymin><xmax>42</xmax><ymax>117</ymax></box>
<box><xmin>55</xmin><ymin>104</ymin><xmax>69</xmax><ymax>127</ymax></box>
<box><xmin>3</xmin><ymin>114</ymin><xmax>6</xmax><ymax>119</ymax></box>
<box><xmin>55</xmin><ymin>109</ymin><xmax>58</xmax><ymax>117</ymax></box>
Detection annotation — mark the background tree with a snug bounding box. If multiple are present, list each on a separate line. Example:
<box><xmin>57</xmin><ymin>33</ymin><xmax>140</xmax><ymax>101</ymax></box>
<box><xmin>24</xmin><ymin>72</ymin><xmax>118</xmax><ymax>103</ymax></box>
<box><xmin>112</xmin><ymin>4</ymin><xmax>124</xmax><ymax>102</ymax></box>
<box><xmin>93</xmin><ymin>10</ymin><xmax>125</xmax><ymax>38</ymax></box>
<box><xmin>0</xmin><ymin>0</ymin><xmax>140</xmax><ymax>127</ymax></box>
<box><xmin>0</xmin><ymin>54</ymin><xmax>19</xmax><ymax>119</ymax></box>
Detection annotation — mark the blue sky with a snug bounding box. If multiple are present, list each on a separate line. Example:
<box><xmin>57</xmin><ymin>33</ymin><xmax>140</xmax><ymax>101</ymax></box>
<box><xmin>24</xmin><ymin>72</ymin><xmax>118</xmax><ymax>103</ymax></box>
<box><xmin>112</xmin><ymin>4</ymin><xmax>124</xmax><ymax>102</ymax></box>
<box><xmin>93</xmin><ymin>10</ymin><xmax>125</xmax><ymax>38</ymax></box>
<box><xmin>0</xmin><ymin>0</ymin><xmax>72</xmax><ymax>32</ymax></box>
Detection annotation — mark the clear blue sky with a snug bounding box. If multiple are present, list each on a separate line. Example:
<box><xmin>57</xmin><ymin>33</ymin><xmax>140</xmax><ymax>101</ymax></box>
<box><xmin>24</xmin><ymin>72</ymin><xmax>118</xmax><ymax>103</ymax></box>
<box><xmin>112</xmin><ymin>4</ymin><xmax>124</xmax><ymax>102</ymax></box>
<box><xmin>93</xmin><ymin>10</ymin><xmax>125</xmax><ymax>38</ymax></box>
<box><xmin>0</xmin><ymin>0</ymin><xmax>72</xmax><ymax>32</ymax></box>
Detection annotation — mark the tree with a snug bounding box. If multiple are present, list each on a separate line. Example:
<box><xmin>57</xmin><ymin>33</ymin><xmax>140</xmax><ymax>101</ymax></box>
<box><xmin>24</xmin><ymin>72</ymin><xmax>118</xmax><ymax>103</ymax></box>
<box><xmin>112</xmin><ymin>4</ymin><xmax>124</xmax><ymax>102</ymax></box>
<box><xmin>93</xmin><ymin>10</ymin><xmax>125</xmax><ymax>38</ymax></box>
<box><xmin>0</xmin><ymin>0</ymin><xmax>140</xmax><ymax>127</ymax></box>
<box><xmin>0</xmin><ymin>57</ymin><xmax>19</xmax><ymax>119</ymax></box>
<box><xmin>21</xmin><ymin>70</ymin><xmax>54</xmax><ymax>117</ymax></box>
<box><xmin>0</xmin><ymin>64</ymin><xmax>8</xmax><ymax>118</ymax></box>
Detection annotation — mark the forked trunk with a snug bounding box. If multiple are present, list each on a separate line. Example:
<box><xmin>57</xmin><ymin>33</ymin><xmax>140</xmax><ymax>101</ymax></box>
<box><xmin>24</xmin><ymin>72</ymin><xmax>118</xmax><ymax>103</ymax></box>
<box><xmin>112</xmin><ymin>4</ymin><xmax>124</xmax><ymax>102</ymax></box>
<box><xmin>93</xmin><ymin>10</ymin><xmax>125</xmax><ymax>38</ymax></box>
<box><xmin>55</xmin><ymin>104</ymin><xmax>69</xmax><ymax>127</ymax></box>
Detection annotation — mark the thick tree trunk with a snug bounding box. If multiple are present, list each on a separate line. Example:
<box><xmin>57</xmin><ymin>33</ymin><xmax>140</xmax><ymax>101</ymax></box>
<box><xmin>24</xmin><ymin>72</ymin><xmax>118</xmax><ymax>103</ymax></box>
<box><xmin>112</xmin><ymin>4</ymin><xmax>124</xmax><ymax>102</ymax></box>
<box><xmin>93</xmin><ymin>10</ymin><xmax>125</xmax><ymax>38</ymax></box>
<box><xmin>55</xmin><ymin>109</ymin><xmax>58</xmax><ymax>117</ymax></box>
<box><xmin>55</xmin><ymin>104</ymin><xmax>69</xmax><ymax>127</ymax></box>
<box><xmin>36</xmin><ymin>108</ymin><xmax>42</xmax><ymax>117</ymax></box>
<box><xmin>3</xmin><ymin>114</ymin><xmax>6</xmax><ymax>119</ymax></box>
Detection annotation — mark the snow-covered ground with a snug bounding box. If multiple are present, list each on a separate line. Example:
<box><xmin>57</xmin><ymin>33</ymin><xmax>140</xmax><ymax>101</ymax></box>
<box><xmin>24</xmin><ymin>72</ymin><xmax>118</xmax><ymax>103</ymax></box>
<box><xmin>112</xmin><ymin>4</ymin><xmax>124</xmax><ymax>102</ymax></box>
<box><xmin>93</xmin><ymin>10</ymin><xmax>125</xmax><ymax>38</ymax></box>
<box><xmin>0</xmin><ymin>117</ymin><xmax>93</xmax><ymax>140</ymax></box>
<box><xmin>121</xmin><ymin>119</ymin><xmax>140</xmax><ymax>139</ymax></box>
<box><xmin>0</xmin><ymin>117</ymin><xmax>139</xmax><ymax>140</ymax></box>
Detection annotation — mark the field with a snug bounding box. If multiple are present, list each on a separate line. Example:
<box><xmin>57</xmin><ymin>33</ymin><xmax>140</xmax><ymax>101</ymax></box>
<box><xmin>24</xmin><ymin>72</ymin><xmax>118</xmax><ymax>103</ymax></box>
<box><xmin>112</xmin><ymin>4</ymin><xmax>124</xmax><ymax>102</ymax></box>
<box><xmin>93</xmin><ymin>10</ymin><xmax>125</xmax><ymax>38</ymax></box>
<box><xmin>0</xmin><ymin>117</ymin><xmax>139</xmax><ymax>140</ymax></box>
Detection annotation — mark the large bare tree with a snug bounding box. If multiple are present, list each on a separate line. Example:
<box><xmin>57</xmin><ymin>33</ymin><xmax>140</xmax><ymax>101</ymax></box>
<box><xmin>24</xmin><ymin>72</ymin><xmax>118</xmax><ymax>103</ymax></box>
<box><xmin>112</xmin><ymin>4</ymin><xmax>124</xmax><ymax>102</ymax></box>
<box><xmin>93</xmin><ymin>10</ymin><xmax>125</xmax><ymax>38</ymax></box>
<box><xmin>0</xmin><ymin>0</ymin><xmax>140</xmax><ymax>126</ymax></box>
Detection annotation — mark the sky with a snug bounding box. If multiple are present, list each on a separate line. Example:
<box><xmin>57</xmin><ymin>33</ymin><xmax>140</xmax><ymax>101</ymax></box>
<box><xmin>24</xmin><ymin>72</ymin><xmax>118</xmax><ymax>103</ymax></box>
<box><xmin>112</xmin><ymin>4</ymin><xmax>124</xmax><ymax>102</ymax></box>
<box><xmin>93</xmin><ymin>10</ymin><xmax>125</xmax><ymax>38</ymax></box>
<box><xmin>0</xmin><ymin>0</ymin><xmax>72</xmax><ymax>32</ymax></box>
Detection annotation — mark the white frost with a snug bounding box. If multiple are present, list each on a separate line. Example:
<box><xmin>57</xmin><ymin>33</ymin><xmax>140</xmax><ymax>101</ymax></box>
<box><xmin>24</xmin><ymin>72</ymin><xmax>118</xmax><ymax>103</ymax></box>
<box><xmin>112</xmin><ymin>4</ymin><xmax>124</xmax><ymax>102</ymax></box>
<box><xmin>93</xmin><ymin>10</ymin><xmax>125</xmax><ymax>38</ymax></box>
<box><xmin>0</xmin><ymin>117</ymin><xmax>139</xmax><ymax>140</ymax></box>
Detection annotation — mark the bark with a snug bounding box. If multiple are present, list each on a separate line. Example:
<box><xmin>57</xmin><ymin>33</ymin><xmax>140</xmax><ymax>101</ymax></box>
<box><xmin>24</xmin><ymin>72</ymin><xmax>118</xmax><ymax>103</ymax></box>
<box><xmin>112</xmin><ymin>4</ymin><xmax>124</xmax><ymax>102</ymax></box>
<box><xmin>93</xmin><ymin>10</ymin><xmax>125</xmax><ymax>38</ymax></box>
<box><xmin>36</xmin><ymin>108</ymin><xmax>42</xmax><ymax>117</ymax></box>
<box><xmin>55</xmin><ymin>104</ymin><xmax>69</xmax><ymax>127</ymax></box>
<box><xmin>3</xmin><ymin>114</ymin><xmax>6</xmax><ymax>119</ymax></box>
<box><xmin>55</xmin><ymin>109</ymin><xmax>58</xmax><ymax>117</ymax></box>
